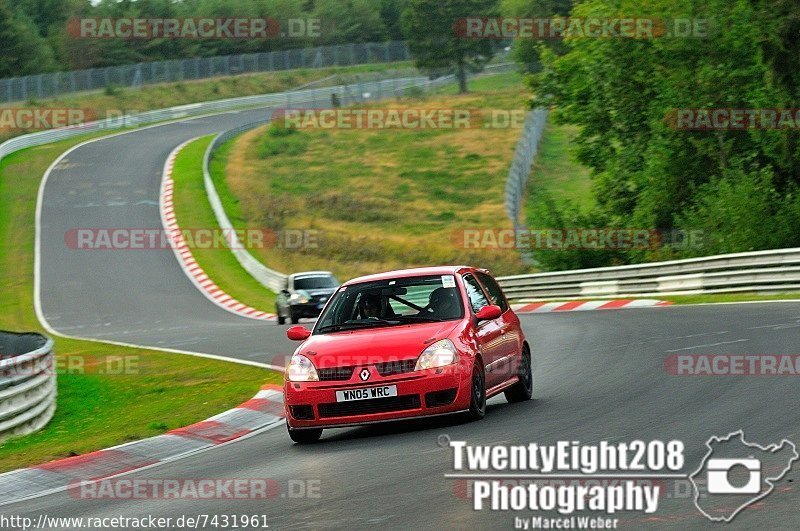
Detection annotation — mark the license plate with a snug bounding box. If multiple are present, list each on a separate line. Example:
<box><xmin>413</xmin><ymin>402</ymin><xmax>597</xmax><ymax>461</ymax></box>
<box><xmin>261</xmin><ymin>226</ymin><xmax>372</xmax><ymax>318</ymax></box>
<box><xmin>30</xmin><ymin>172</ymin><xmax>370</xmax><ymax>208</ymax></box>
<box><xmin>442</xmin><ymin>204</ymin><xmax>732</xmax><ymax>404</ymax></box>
<box><xmin>335</xmin><ymin>385</ymin><xmax>398</xmax><ymax>402</ymax></box>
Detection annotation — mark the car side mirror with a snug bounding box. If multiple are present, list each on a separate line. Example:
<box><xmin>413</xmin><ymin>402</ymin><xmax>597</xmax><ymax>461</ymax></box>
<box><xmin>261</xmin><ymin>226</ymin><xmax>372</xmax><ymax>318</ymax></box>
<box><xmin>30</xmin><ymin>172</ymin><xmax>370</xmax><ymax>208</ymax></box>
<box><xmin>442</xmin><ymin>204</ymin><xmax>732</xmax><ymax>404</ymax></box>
<box><xmin>476</xmin><ymin>305</ymin><xmax>502</xmax><ymax>321</ymax></box>
<box><xmin>287</xmin><ymin>326</ymin><xmax>312</xmax><ymax>341</ymax></box>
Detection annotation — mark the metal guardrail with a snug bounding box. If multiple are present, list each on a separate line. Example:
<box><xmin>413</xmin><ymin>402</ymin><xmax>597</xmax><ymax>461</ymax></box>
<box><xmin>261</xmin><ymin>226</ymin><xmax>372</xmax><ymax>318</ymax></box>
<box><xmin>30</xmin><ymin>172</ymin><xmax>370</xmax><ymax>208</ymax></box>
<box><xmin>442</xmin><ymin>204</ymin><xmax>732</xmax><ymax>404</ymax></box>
<box><xmin>0</xmin><ymin>332</ymin><xmax>56</xmax><ymax>442</ymax></box>
<box><xmin>504</xmin><ymin>108</ymin><xmax>549</xmax><ymax>227</ymax></box>
<box><xmin>496</xmin><ymin>248</ymin><xmax>800</xmax><ymax>301</ymax></box>
<box><xmin>0</xmin><ymin>73</ymin><xmax>452</xmax><ymax>168</ymax></box>
<box><xmin>503</xmin><ymin>108</ymin><xmax>549</xmax><ymax>266</ymax></box>
<box><xmin>203</xmin><ymin>123</ymin><xmax>289</xmax><ymax>294</ymax></box>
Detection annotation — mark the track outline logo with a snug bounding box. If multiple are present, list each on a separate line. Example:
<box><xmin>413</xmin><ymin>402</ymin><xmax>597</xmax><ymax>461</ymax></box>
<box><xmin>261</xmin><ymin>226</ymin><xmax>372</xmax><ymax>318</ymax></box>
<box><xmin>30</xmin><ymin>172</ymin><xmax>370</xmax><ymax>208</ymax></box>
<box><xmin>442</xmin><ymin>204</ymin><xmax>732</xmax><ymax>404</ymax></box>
<box><xmin>689</xmin><ymin>430</ymin><xmax>798</xmax><ymax>523</ymax></box>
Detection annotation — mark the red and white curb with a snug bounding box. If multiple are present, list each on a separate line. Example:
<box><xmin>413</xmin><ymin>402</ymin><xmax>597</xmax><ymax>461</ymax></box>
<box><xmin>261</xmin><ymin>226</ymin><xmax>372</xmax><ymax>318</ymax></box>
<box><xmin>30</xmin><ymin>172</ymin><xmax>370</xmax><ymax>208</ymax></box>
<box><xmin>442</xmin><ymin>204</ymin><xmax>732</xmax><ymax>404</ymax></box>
<box><xmin>0</xmin><ymin>384</ymin><xmax>285</xmax><ymax>506</ymax></box>
<box><xmin>160</xmin><ymin>140</ymin><xmax>275</xmax><ymax>321</ymax></box>
<box><xmin>512</xmin><ymin>299</ymin><xmax>673</xmax><ymax>313</ymax></box>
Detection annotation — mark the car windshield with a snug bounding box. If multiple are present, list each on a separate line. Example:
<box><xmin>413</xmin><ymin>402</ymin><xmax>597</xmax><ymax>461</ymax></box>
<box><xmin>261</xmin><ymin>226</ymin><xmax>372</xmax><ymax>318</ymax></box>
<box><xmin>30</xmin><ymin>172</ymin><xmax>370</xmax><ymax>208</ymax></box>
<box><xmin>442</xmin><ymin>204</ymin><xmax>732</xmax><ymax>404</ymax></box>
<box><xmin>314</xmin><ymin>275</ymin><xmax>464</xmax><ymax>334</ymax></box>
<box><xmin>294</xmin><ymin>275</ymin><xmax>338</xmax><ymax>290</ymax></box>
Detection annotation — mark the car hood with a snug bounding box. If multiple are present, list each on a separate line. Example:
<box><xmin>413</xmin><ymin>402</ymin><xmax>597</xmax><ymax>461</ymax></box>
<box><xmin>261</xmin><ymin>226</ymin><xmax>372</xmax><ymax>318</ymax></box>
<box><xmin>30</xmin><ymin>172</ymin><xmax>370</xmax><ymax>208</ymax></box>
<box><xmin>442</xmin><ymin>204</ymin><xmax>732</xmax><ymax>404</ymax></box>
<box><xmin>298</xmin><ymin>321</ymin><xmax>461</xmax><ymax>369</ymax></box>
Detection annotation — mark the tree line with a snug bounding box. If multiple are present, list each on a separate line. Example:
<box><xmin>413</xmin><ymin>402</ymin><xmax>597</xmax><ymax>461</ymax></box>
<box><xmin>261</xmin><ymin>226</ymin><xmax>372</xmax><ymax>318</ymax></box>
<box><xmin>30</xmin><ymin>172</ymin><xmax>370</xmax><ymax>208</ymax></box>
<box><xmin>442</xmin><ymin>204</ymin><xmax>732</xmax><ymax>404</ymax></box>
<box><xmin>0</xmin><ymin>0</ymin><xmax>413</xmax><ymax>77</ymax></box>
<box><xmin>526</xmin><ymin>0</ymin><xmax>800</xmax><ymax>269</ymax></box>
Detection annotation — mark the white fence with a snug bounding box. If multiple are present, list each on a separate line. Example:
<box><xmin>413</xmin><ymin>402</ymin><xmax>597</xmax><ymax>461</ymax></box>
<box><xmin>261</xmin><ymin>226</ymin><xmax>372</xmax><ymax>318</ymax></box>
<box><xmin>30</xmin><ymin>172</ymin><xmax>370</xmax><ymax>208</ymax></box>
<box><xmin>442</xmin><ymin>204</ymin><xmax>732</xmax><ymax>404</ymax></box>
<box><xmin>0</xmin><ymin>332</ymin><xmax>56</xmax><ymax>442</ymax></box>
<box><xmin>497</xmin><ymin>248</ymin><xmax>800</xmax><ymax>301</ymax></box>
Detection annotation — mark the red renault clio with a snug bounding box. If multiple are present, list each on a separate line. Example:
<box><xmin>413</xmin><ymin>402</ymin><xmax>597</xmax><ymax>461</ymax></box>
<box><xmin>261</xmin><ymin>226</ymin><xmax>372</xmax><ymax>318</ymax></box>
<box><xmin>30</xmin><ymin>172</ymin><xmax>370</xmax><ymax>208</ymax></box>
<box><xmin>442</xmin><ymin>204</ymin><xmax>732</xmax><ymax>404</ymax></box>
<box><xmin>283</xmin><ymin>266</ymin><xmax>533</xmax><ymax>443</ymax></box>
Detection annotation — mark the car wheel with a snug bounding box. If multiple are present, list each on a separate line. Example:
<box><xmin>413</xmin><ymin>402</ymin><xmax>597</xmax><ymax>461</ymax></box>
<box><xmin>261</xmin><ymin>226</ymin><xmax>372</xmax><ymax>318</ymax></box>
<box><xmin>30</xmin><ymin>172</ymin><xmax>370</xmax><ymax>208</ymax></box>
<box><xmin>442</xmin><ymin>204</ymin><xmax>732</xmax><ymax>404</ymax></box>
<box><xmin>466</xmin><ymin>363</ymin><xmax>486</xmax><ymax>421</ymax></box>
<box><xmin>290</xmin><ymin>311</ymin><xmax>300</xmax><ymax>325</ymax></box>
<box><xmin>277</xmin><ymin>305</ymin><xmax>286</xmax><ymax>325</ymax></box>
<box><xmin>287</xmin><ymin>426</ymin><xmax>322</xmax><ymax>444</ymax></box>
<box><xmin>505</xmin><ymin>345</ymin><xmax>533</xmax><ymax>403</ymax></box>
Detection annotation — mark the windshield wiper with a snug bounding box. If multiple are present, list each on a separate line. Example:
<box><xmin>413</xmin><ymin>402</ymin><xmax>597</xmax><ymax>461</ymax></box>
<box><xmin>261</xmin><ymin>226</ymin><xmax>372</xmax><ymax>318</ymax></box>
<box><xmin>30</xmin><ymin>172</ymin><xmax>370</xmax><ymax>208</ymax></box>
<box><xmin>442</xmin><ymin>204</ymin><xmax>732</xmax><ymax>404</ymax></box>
<box><xmin>317</xmin><ymin>320</ymin><xmax>399</xmax><ymax>333</ymax></box>
<box><xmin>397</xmin><ymin>315</ymin><xmax>444</xmax><ymax>323</ymax></box>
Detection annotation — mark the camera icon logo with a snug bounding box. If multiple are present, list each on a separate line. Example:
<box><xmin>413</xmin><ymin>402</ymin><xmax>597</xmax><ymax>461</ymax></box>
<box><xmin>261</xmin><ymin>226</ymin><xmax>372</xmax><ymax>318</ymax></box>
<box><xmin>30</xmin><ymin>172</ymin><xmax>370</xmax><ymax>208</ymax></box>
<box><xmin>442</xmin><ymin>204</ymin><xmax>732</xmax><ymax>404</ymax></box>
<box><xmin>690</xmin><ymin>430</ymin><xmax>798</xmax><ymax>523</ymax></box>
<box><xmin>706</xmin><ymin>457</ymin><xmax>761</xmax><ymax>494</ymax></box>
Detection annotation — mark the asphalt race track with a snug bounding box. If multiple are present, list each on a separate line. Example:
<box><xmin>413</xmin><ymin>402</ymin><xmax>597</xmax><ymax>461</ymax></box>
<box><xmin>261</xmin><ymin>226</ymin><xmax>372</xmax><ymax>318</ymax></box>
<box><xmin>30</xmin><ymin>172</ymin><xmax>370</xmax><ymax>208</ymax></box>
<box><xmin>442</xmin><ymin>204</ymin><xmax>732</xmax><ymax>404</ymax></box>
<box><xmin>36</xmin><ymin>108</ymin><xmax>301</xmax><ymax>365</ymax></box>
<box><xmin>21</xmin><ymin>108</ymin><xmax>800</xmax><ymax>528</ymax></box>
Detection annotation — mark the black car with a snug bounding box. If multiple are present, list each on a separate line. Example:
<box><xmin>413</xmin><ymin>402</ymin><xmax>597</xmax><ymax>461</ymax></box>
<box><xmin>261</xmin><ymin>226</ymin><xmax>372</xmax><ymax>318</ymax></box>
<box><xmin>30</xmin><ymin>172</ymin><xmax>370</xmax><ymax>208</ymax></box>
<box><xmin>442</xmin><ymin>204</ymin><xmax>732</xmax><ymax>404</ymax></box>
<box><xmin>276</xmin><ymin>271</ymin><xmax>339</xmax><ymax>324</ymax></box>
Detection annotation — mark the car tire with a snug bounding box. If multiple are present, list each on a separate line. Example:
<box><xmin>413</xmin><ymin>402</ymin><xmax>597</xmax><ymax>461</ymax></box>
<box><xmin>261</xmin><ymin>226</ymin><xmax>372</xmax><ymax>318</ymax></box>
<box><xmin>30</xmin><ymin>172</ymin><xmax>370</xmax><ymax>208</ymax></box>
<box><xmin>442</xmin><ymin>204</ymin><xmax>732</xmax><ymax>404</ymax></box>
<box><xmin>505</xmin><ymin>345</ymin><xmax>533</xmax><ymax>403</ymax></box>
<box><xmin>287</xmin><ymin>426</ymin><xmax>322</xmax><ymax>444</ymax></box>
<box><xmin>277</xmin><ymin>305</ymin><xmax>286</xmax><ymax>325</ymax></box>
<box><xmin>290</xmin><ymin>311</ymin><xmax>300</xmax><ymax>325</ymax></box>
<box><xmin>466</xmin><ymin>363</ymin><xmax>486</xmax><ymax>421</ymax></box>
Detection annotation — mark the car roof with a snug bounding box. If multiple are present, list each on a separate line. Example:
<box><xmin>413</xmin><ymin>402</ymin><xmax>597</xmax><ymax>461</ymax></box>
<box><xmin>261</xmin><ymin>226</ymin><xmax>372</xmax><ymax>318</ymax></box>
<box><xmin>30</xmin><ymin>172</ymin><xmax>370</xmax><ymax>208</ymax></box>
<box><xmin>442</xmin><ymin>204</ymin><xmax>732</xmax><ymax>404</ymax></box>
<box><xmin>343</xmin><ymin>266</ymin><xmax>480</xmax><ymax>286</ymax></box>
<box><xmin>291</xmin><ymin>271</ymin><xmax>335</xmax><ymax>279</ymax></box>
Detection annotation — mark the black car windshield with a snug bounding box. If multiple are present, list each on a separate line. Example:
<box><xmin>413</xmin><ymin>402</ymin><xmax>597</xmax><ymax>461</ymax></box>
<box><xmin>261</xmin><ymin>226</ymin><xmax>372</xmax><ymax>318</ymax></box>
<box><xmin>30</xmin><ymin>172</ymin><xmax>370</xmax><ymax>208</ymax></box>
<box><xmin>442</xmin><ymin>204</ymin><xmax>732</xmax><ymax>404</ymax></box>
<box><xmin>294</xmin><ymin>275</ymin><xmax>338</xmax><ymax>290</ymax></box>
<box><xmin>314</xmin><ymin>275</ymin><xmax>464</xmax><ymax>334</ymax></box>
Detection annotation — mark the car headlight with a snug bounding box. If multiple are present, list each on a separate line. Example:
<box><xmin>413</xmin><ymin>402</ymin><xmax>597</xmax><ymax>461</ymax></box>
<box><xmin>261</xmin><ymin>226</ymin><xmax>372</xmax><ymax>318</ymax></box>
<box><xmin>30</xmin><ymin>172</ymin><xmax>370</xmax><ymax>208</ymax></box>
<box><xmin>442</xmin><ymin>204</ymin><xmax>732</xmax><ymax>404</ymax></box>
<box><xmin>287</xmin><ymin>354</ymin><xmax>319</xmax><ymax>382</ymax></box>
<box><xmin>289</xmin><ymin>291</ymin><xmax>310</xmax><ymax>304</ymax></box>
<box><xmin>415</xmin><ymin>339</ymin><xmax>458</xmax><ymax>371</ymax></box>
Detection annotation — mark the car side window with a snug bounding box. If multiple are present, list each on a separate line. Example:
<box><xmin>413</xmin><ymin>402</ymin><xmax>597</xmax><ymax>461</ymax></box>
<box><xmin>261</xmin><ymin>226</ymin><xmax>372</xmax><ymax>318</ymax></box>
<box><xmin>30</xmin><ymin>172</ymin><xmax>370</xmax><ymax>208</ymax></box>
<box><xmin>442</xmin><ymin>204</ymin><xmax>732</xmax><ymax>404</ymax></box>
<box><xmin>476</xmin><ymin>272</ymin><xmax>509</xmax><ymax>312</ymax></box>
<box><xmin>462</xmin><ymin>274</ymin><xmax>490</xmax><ymax>314</ymax></box>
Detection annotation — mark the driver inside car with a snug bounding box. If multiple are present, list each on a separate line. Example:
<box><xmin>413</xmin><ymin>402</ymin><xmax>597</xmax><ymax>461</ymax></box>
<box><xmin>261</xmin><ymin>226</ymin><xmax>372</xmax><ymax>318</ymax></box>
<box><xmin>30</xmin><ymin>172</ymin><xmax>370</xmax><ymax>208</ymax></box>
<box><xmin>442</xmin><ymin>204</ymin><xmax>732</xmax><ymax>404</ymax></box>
<box><xmin>358</xmin><ymin>293</ymin><xmax>382</xmax><ymax>319</ymax></box>
<box><xmin>424</xmin><ymin>287</ymin><xmax>460</xmax><ymax>320</ymax></box>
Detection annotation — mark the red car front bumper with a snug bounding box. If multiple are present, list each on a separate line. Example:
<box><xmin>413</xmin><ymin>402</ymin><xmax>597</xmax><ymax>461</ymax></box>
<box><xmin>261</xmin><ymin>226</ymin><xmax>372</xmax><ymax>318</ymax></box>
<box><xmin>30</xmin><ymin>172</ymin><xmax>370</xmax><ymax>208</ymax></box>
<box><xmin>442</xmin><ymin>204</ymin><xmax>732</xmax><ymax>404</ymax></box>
<box><xmin>284</xmin><ymin>364</ymin><xmax>472</xmax><ymax>429</ymax></box>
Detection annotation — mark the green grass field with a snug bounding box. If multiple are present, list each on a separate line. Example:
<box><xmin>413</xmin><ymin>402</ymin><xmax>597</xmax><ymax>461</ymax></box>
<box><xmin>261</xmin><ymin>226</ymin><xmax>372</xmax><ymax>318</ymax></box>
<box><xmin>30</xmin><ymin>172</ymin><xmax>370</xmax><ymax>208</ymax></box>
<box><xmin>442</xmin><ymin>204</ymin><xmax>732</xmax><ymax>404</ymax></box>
<box><xmin>0</xmin><ymin>134</ymin><xmax>279</xmax><ymax>472</ymax></box>
<box><xmin>211</xmin><ymin>71</ymin><xmax>530</xmax><ymax>281</ymax></box>
<box><xmin>170</xmin><ymin>136</ymin><xmax>278</xmax><ymax>311</ymax></box>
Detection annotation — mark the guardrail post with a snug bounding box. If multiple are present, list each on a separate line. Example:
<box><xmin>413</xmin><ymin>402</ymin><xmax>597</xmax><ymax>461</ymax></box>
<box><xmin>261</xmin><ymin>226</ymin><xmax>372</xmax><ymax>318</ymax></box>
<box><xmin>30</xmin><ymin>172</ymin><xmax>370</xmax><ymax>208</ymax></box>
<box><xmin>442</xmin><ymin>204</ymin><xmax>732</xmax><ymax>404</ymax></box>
<box><xmin>0</xmin><ymin>331</ymin><xmax>56</xmax><ymax>442</ymax></box>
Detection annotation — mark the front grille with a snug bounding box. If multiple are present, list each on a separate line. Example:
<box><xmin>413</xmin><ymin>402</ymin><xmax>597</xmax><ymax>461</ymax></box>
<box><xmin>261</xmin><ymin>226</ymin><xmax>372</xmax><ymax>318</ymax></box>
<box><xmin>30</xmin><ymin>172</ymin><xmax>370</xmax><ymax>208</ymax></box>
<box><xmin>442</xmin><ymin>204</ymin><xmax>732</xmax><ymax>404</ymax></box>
<box><xmin>317</xmin><ymin>367</ymin><xmax>354</xmax><ymax>381</ymax></box>
<box><xmin>375</xmin><ymin>359</ymin><xmax>417</xmax><ymax>377</ymax></box>
<box><xmin>318</xmin><ymin>395</ymin><xmax>421</xmax><ymax>418</ymax></box>
<box><xmin>425</xmin><ymin>388</ymin><xmax>458</xmax><ymax>408</ymax></box>
<box><xmin>290</xmin><ymin>405</ymin><xmax>315</xmax><ymax>420</ymax></box>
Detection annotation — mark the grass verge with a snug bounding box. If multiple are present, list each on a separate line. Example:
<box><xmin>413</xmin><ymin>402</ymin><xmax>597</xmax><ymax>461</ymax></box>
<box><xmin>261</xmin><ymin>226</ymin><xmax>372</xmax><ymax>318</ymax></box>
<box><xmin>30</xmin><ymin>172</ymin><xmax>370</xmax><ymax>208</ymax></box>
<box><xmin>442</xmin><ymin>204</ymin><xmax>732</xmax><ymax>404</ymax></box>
<box><xmin>526</xmin><ymin>121</ymin><xmax>594</xmax><ymax>211</ymax></box>
<box><xmin>212</xmin><ymin>71</ymin><xmax>530</xmax><ymax>281</ymax></box>
<box><xmin>0</xmin><ymin>133</ymin><xmax>280</xmax><ymax>473</ymax></box>
<box><xmin>660</xmin><ymin>293</ymin><xmax>800</xmax><ymax>305</ymax></box>
<box><xmin>170</xmin><ymin>136</ymin><xmax>277</xmax><ymax>311</ymax></box>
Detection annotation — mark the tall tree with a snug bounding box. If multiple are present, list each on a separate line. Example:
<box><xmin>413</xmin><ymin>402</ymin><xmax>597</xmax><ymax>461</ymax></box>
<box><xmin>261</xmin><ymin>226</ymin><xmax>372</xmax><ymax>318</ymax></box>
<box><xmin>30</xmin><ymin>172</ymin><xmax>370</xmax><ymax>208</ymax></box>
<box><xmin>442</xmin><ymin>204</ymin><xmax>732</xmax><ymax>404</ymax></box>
<box><xmin>0</xmin><ymin>0</ymin><xmax>54</xmax><ymax>77</ymax></box>
<box><xmin>402</xmin><ymin>0</ymin><xmax>499</xmax><ymax>93</ymax></box>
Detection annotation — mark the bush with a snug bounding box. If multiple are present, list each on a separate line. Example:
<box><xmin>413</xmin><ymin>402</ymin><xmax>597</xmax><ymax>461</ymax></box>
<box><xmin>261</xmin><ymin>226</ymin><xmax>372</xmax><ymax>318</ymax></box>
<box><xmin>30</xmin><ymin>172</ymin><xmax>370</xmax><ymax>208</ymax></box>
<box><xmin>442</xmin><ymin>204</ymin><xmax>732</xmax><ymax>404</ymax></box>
<box><xmin>257</xmin><ymin>124</ymin><xmax>309</xmax><ymax>158</ymax></box>
<box><xmin>676</xmin><ymin>167</ymin><xmax>800</xmax><ymax>256</ymax></box>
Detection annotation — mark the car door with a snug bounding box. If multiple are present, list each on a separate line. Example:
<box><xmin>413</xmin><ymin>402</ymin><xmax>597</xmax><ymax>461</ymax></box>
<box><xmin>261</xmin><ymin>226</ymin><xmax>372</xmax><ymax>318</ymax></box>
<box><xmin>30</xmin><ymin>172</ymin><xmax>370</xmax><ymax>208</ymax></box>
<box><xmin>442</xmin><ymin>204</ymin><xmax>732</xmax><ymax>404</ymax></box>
<box><xmin>476</xmin><ymin>271</ymin><xmax>520</xmax><ymax>382</ymax></box>
<box><xmin>462</xmin><ymin>273</ymin><xmax>505</xmax><ymax>388</ymax></box>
